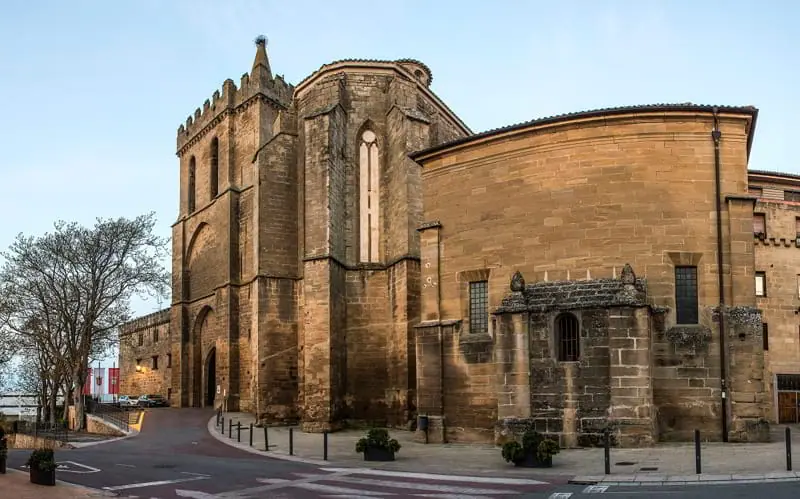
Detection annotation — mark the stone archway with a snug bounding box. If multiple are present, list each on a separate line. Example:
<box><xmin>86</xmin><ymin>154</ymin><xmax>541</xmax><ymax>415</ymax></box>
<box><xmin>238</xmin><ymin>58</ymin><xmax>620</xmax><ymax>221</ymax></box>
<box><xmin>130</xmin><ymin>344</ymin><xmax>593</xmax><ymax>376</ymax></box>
<box><xmin>190</xmin><ymin>306</ymin><xmax>214</xmax><ymax>407</ymax></box>
<box><xmin>205</xmin><ymin>347</ymin><xmax>217</xmax><ymax>408</ymax></box>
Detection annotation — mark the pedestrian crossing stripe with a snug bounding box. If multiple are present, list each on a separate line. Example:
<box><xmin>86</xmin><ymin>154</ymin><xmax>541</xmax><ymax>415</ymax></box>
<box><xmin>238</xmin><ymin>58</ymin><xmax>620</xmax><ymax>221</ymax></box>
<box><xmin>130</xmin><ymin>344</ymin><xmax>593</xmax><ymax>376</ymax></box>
<box><xmin>583</xmin><ymin>485</ymin><xmax>609</xmax><ymax>493</ymax></box>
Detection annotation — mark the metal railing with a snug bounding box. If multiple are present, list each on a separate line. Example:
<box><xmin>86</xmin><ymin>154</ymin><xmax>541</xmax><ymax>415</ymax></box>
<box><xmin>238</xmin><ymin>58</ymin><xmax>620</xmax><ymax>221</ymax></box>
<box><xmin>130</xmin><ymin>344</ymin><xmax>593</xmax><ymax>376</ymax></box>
<box><xmin>13</xmin><ymin>420</ymin><xmax>69</xmax><ymax>444</ymax></box>
<box><xmin>87</xmin><ymin>401</ymin><xmax>137</xmax><ymax>432</ymax></box>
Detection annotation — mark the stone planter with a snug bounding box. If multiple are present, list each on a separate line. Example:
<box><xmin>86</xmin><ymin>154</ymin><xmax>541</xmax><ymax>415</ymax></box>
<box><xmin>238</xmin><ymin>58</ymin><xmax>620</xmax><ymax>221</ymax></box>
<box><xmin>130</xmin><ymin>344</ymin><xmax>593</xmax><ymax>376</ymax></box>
<box><xmin>29</xmin><ymin>466</ymin><xmax>56</xmax><ymax>486</ymax></box>
<box><xmin>363</xmin><ymin>446</ymin><xmax>396</xmax><ymax>462</ymax></box>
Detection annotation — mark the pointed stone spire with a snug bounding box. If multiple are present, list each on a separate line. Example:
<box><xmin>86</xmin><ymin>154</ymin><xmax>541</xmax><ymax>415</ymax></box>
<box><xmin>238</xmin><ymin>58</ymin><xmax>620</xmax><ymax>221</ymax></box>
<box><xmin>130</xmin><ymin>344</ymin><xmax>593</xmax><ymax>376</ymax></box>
<box><xmin>252</xmin><ymin>35</ymin><xmax>273</xmax><ymax>81</ymax></box>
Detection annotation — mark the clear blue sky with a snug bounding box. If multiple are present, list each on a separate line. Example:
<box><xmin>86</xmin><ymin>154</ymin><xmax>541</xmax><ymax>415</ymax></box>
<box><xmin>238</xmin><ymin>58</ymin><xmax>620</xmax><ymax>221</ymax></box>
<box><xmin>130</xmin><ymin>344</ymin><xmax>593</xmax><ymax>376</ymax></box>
<box><xmin>1</xmin><ymin>0</ymin><xmax>797</xmax><ymax>324</ymax></box>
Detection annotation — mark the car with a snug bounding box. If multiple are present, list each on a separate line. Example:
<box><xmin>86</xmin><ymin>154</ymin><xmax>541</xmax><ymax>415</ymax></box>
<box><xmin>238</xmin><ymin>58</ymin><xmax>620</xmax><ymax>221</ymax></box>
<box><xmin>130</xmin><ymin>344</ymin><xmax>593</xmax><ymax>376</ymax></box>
<box><xmin>138</xmin><ymin>394</ymin><xmax>169</xmax><ymax>408</ymax></box>
<box><xmin>118</xmin><ymin>395</ymin><xmax>139</xmax><ymax>408</ymax></box>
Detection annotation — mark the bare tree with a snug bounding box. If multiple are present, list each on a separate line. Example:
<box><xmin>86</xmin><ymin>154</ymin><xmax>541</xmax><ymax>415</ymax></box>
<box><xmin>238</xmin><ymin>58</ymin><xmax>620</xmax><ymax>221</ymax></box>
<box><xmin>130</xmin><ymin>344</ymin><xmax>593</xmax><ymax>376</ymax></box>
<box><xmin>0</xmin><ymin>212</ymin><xmax>169</xmax><ymax>429</ymax></box>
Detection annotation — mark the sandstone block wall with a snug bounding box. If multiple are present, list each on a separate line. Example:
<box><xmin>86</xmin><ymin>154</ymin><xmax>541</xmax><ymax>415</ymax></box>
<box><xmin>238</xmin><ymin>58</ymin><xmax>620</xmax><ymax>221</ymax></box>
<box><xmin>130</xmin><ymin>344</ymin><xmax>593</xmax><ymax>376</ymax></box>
<box><xmin>119</xmin><ymin>309</ymin><xmax>172</xmax><ymax>398</ymax></box>
<box><xmin>751</xmin><ymin>197</ymin><xmax>800</xmax><ymax>421</ymax></box>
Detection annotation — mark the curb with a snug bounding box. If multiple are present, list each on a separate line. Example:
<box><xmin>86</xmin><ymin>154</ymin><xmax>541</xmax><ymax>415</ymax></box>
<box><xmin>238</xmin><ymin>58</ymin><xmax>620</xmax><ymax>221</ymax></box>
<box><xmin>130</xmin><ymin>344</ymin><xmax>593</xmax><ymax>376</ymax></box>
<box><xmin>205</xmin><ymin>416</ymin><xmax>330</xmax><ymax>466</ymax></box>
<box><xmin>568</xmin><ymin>475</ymin><xmax>800</xmax><ymax>487</ymax></box>
<box><xmin>7</xmin><ymin>468</ymin><xmax>118</xmax><ymax>496</ymax></box>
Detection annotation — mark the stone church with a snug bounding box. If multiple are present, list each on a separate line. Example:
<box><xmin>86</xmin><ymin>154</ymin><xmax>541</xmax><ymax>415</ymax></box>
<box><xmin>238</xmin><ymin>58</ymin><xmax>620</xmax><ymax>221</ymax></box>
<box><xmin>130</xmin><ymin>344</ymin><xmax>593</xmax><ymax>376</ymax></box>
<box><xmin>121</xmin><ymin>39</ymin><xmax>793</xmax><ymax>447</ymax></box>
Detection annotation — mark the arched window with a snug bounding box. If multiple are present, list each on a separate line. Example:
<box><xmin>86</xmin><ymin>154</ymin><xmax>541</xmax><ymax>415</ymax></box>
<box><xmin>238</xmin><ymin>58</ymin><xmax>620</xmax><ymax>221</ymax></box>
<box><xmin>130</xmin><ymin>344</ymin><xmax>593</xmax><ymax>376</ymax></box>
<box><xmin>556</xmin><ymin>313</ymin><xmax>580</xmax><ymax>361</ymax></box>
<box><xmin>188</xmin><ymin>156</ymin><xmax>196</xmax><ymax>213</ymax></box>
<box><xmin>359</xmin><ymin>129</ymin><xmax>380</xmax><ymax>262</ymax></box>
<box><xmin>209</xmin><ymin>137</ymin><xmax>219</xmax><ymax>198</ymax></box>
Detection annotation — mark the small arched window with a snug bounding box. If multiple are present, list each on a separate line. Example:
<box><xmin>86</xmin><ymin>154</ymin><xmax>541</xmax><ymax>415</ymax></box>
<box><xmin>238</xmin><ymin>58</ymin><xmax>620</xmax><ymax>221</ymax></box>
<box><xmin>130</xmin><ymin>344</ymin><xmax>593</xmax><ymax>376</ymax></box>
<box><xmin>359</xmin><ymin>129</ymin><xmax>380</xmax><ymax>263</ymax></box>
<box><xmin>188</xmin><ymin>156</ymin><xmax>196</xmax><ymax>213</ymax></box>
<box><xmin>209</xmin><ymin>137</ymin><xmax>219</xmax><ymax>198</ymax></box>
<box><xmin>556</xmin><ymin>313</ymin><xmax>580</xmax><ymax>362</ymax></box>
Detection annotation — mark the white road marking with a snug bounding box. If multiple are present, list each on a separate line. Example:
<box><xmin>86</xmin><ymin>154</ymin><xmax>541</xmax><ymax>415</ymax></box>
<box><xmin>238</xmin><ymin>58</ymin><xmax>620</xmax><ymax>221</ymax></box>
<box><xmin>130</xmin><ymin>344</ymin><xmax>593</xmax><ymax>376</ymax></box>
<box><xmin>548</xmin><ymin>494</ymin><xmax>573</xmax><ymax>499</ymax></box>
<box><xmin>181</xmin><ymin>472</ymin><xmax>212</xmax><ymax>477</ymax></box>
<box><xmin>293</xmin><ymin>472</ymin><xmax>512</xmax><ymax>495</ymax></box>
<box><xmin>175</xmin><ymin>490</ymin><xmax>221</xmax><ymax>499</ymax></box>
<box><xmin>318</xmin><ymin>467</ymin><xmax>548</xmax><ymax>485</ymax></box>
<box><xmin>271</xmin><ymin>482</ymin><xmax>392</xmax><ymax>496</ymax></box>
<box><xmin>54</xmin><ymin>461</ymin><xmax>101</xmax><ymax>474</ymax></box>
<box><xmin>102</xmin><ymin>476</ymin><xmax>210</xmax><ymax>491</ymax></box>
<box><xmin>116</xmin><ymin>463</ymin><xmax>136</xmax><ymax>468</ymax></box>
<box><xmin>412</xmin><ymin>495</ymin><xmax>494</xmax><ymax>499</ymax></box>
<box><xmin>583</xmin><ymin>485</ymin><xmax>609</xmax><ymax>493</ymax></box>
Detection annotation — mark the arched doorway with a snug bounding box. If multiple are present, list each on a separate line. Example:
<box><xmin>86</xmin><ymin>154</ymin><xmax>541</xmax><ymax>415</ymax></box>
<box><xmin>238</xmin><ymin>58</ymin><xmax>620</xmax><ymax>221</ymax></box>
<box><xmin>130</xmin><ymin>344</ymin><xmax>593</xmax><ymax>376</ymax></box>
<box><xmin>206</xmin><ymin>348</ymin><xmax>216</xmax><ymax>408</ymax></box>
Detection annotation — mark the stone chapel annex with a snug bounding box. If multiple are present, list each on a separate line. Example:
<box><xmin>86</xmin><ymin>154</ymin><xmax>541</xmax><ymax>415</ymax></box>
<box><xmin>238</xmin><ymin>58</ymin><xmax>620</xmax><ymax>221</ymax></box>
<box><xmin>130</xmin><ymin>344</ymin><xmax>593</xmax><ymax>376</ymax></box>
<box><xmin>120</xmin><ymin>39</ymin><xmax>800</xmax><ymax>447</ymax></box>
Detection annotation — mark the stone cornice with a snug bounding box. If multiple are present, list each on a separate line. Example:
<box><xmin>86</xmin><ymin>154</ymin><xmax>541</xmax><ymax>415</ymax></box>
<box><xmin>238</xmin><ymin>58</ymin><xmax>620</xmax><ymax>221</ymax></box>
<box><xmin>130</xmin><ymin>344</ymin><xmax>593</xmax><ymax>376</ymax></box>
<box><xmin>302</xmin><ymin>253</ymin><xmax>420</xmax><ymax>271</ymax></box>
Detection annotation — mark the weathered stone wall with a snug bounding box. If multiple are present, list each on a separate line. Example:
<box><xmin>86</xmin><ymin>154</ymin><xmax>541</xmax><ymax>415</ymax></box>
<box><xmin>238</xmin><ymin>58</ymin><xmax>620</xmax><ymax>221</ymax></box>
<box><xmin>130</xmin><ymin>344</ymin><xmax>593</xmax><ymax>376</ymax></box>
<box><xmin>119</xmin><ymin>309</ymin><xmax>172</xmax><ymax>399</ymax></box>
<box><xmin>751</xmin><ymin>197</ymin><xmax>800</xmax><ymax>421</ymax></box>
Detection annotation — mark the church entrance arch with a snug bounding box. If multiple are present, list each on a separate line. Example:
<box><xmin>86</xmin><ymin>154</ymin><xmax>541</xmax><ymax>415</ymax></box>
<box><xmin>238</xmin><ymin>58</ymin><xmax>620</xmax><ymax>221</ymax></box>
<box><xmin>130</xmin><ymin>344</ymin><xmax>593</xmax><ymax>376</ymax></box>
<box><xmin>206</xmin><ymin>347</ymin><xmax>217</xmax><ymax>408</ymax></box>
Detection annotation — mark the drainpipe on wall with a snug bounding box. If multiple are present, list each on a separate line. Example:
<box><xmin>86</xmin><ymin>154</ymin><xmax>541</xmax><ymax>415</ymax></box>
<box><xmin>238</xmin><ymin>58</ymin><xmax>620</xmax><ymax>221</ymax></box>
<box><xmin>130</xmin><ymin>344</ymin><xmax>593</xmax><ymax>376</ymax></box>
<box><xmin>712</xmin><ymin>107</ymin><xmax>730</xmax><ymax>443</ymax></box>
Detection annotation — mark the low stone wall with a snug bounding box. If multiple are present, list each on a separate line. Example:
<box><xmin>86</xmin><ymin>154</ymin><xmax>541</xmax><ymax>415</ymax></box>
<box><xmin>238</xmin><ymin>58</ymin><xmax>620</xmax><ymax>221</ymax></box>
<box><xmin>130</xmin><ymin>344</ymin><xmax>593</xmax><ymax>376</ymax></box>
<box><xmin>8</xmin><ymin>433</ymin><xmax>68</xmax><ymax>450</ymax></box>
<box><xmin>86</xmin><ymin>414</ymin><xmax>126</xmax><ymax>436</ymax></box>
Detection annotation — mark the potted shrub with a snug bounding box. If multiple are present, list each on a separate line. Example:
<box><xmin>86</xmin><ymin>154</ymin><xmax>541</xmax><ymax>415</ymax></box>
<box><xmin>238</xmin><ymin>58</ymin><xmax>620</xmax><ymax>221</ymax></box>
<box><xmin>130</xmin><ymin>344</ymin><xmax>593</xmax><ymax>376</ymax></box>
<box><xmin>355</xmin><ymin>428</ymin><xmax>401</xmax><ymax>462</ymax></box>
<box><xmin>27</xmin><ymin>448</ymin><xmax>57</xmax><ymax>486</ymax></box>
<box><xmin>501</xmin><ymin>429</ymin><xmax>560</xmax><ymax>468</ymax></box>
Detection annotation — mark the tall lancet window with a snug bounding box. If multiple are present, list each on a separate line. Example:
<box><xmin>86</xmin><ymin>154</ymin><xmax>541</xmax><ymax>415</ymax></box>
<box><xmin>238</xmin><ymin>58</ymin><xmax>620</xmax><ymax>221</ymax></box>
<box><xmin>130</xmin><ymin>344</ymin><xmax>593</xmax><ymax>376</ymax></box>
<box><xmin>188</xmin><ymin>156</ymin><xmax>196</xmax><ymax>213</ymax></box>
<box><xmin>359</xmin><ymin>129</ymin><xmax>380</xmax><ymax>263</ymax></box>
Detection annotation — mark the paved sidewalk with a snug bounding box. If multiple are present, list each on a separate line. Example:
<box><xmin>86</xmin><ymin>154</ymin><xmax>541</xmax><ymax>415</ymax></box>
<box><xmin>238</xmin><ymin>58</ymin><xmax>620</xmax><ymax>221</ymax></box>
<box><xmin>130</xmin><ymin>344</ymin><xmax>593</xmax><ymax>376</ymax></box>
<box><xmin>0</xmin><ymin>469</ymin><xmax>114</xmax><ymax>498</ymax></box>
<box><xmin>214</xmin><ymin>412</ymin><xmax>800</xmax><ymax>484</ymax></box>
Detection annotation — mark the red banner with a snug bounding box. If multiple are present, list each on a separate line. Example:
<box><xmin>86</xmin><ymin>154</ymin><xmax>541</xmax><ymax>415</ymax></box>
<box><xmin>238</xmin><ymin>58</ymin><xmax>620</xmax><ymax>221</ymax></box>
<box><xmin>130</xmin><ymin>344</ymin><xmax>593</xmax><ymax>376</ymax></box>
<box><xmin>83</xmin><ymin>368</ymin><xmax>93</xmax><ymax>395</ymax></box>
<box><xmin>109</xmin><ymin>368</ymin><xmax>120</xmax><ymax>395</ymax></box>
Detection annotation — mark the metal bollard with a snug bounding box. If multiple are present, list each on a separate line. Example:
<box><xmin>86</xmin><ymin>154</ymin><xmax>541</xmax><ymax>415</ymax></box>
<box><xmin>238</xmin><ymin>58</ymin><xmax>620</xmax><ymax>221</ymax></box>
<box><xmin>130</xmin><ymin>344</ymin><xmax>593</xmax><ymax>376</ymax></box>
<box><xmin>694</xmin><ymin>429</ymin><xmax>701</xmax><ymax>474</ymax></box>
<box><xmin>289</xmin><ymin>428</ymin><xmax>294</xmax><ymax>456</ymax></box>
<box><xmin>787</xmin><ymin>427</ymin><xmax>793</xmax><ymax>471</ymax></box>
<box><xmin>264</xmin><ymin>426</ymin><xmax>270</xmax><ymax>451</ymax></box>
<box><xmin>228</xmin><ymin>419</ymin><xmax>232</xmax><ymax>439</ymax></box>
<box><xmin>220</xmin><ymin>416</ymin><xmax>224</xmax><ymax>433</ymax></box>
<box><xmin>237</xmin><ymin>421</ymin><xmax>242</xmax><ymax>443</ymax></box>
<box><xmin>323</xmin><ymin>431</ymin><xmax>328</xmax><ymax>461</ymax></box>
<box><xmin>604</xmin><ymin>429</ymin><xmax>611</xmax><ymax>475</ymax></box>
<box><xmin>249</xmin><ymin>423</ymin><xmax>253</xmax><ymax>447</ymax></box>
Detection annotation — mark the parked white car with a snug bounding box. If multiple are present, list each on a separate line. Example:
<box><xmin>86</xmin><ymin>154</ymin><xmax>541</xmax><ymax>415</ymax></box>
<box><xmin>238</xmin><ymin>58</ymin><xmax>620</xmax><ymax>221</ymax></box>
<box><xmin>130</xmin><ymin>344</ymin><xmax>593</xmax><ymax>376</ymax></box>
<box><xmin>118</xmin><ymin>395</ymin><xmax>139</xmax><ymax>407</ymax></box>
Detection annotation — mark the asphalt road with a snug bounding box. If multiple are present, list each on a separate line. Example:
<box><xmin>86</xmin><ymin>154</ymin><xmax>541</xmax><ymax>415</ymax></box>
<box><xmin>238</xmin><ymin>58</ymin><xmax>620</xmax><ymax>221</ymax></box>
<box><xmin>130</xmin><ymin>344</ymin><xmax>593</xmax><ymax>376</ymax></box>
<box><xmin>4</xmin><ymin>408</ymin><xmax>556</xmax><ymax>498</ymax></box>
<box><xmin>7</xmin><ymin>409</ymin><xmax>800</xmax><ymax>498</ymax></box>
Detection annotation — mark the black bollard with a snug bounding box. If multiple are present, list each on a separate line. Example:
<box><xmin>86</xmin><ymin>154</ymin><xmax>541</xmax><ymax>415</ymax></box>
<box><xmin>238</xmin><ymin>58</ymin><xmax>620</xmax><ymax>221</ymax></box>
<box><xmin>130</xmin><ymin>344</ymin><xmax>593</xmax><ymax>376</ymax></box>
<box><xmin>289</xmin><ymin>428</ymin><xmax>294</xmax><ymax>456</ymax></box>
<box><xmin>323</xmin><ymin>431</ymin><xmax>329</xmax><ymax>461</ymax></box>
<box><xmin>237</xmin><ymin>421</ymin><xmax>242</xmax><ymax>443</ymax></box>
<box><xmin>249</xmin><ymin>423</ymin><xmax>253</xmax><ymax>447</ymax></box>
<box><xmin>787</xmin><ymin>427</ymin><xmax>793</xmax><ymax>471</ymax></box>
<box><xmin>604</xmin><ymin>429</ymin><xmax>611</xmax><ymax>475</ymax></box>
<box><xmin>264</xmin><ymin>426</ymin><xmax>270</xmax><ymax>451</ymax></box>
<box><xmin>694</xmin><ymin>429</ymin><xmax>701</xmax><ymax>474</ymax></box>
<box><xmin>228</xmin><ymin>419</ymin><xmax>232</xmax><ymax>439</ymax></box>
<box><xmin>220</xmin><ymin>416</ymin><xmax>224</xmax><ymax>433</ymax></box>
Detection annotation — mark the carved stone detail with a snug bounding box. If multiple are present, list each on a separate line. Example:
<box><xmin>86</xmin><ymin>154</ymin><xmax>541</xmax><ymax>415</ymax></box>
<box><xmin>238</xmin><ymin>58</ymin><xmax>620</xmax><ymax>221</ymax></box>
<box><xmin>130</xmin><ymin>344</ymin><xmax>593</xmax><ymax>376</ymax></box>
<box><xmin>620</xmin><ymin>263</ymin><xmax>636</xmax><ymax>285</ymax></box>
<box><xmin>510</xmin><ymin>270</ymin><xmax>525</xmax><ymax>293</ymax></box>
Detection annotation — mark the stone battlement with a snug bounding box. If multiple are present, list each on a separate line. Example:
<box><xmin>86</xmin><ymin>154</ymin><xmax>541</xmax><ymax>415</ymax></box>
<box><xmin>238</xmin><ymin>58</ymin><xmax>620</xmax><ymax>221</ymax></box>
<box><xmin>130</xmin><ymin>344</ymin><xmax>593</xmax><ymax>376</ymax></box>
<box><xmin>119</xmin><ymin>308</ymin><xmax>170</xmax><ymax>336</ymax></box>
<box><xmin>176</xmin><ymin>38</ymin><xmax>294</xmax><ymax>155</ymax></box>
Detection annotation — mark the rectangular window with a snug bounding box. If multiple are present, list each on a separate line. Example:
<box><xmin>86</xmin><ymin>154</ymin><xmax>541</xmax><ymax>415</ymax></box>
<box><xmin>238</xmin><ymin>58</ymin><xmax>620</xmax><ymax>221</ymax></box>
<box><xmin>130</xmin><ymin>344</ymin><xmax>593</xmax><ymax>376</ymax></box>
<box><xmin>748</xmin><ymin>186</ymin><xmax>763</xmax><ymax>197</ymax></box>
<box><xmin>152</xmin><ymin>355</ymin><xmax>159</xmax><ymax>370</ymax></box>
<box><xmin>755</xmin><ymin>271</ymin><xmax>766</xmax><ymax>297</ymax></box>
<box><xmin>753</xmin><ymin>214</ymin><xmax>766</xmax><ymax>236</ymax></box>
<box><xmin>762</xmin><ymin>323</ymin><xmax>769</xmax><ymax>351</ymax></box>
<box><xmin>796</xmin><ymin>217</ymin><xmax>800</xmax><ymax>237</ymax></box>
<box><xmin>167</xmin><ymin>353</ymin><xmax>172</xmax><ymax>368</ymax></box>
<box><xmin>675</xmin><ymin>266</ymin><xmax>699</xmax><ymax>325</ymax></box>
<box><xmin>469</xmin><ymin>280</ymin><xmax>489</xmax><ymax>334</ymax></box>
<box><xmin>136</xmin><ymin>358</ymin><xmax>142</xmax><ymax>368</ymax></box>
<box><xmin>154</xmin><ymin>329</ymin><xmax>159</xmax><ymax>343</ymax></box>
<box><xmin>786</xmin><ymin>190</ymin><xmax>800</xmax><ymax>202</ymax></box>
<box><xmin>138</xmin><ymin>332</ymin><xmax>144</xmax><ymax>346</ymax></box>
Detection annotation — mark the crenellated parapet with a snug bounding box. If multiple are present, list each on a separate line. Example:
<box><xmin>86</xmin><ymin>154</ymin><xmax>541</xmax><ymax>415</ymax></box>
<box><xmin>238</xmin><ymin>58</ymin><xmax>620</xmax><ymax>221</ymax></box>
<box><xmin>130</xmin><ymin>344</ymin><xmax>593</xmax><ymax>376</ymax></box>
<box><xmin>119</xmin><ymin>308</ymin><xmax>171</xmax><ymax>337</ymax></box>
<box><xmin>176</xmin><ymin>37</ymin><xmax>294</xmax><ymax>156</ymax></box>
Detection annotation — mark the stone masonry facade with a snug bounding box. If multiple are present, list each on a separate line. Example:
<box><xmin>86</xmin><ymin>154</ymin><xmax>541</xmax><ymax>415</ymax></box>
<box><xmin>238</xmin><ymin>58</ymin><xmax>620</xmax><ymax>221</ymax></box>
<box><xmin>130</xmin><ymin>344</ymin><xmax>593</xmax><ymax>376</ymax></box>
<box><xmin>120</xmin><ymin>40</ymin><xmax>791</xmax><ymax>446</ymax></box>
